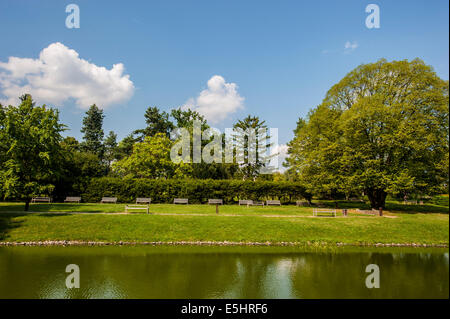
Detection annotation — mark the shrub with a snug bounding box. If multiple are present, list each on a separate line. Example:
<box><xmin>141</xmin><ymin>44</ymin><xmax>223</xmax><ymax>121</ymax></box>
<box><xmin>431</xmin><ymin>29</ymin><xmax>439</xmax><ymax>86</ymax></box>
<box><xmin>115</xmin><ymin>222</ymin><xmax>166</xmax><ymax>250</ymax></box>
<box><xmin>81</xmin><ymin>177</ymin><xmax>311</xmax><ymax>204</ymax></box>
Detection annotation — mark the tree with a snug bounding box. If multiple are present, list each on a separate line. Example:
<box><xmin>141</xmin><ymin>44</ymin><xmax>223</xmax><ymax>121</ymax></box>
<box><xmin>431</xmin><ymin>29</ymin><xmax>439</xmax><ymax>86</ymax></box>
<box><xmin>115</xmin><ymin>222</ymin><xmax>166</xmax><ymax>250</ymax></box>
<box><xmin>171</xmin><ymin>108</ymin><xmax>208</xmax><ymax>131</ymax></box>
<box><xmin>112</xmin><ymin>133</ymin><xmax>191</xmax><ymax>179</ymax></box>
<box><xmin>287</xmin><ymin>59</ymin><xmax>449</xmax><ymax>208</ymax></box>
<box><xmin>104</xmin><ymin>131</ymin><xmax>118</xmax><ymax>169</ymax></box>
<box><xmin>81</xmin><ymin>104</ymin><xmax>105</xmax><ymax>158</ymax></box>
<box><xmin>134</xmin><ymin>106</ymin><xmax>174</xmax><ymax>140</ymax></box>
<box><xmin>0</xmin><ymin>95</ymin><xmax>65</xmax><ymax>210</ymax></box>
<box><xmin>233</xmin><ymin>115</ymin><xmax>273</xmax><ymax>180</ymax></box>
<box><xmin>115</xmin><ymin>134</ymin><xmax>137</xmax><ymax>161</ymax></box>
<box><xmin>55</xmin><ymin>136</ymin><xmax>106</xmax><ymax>199</ymax></box>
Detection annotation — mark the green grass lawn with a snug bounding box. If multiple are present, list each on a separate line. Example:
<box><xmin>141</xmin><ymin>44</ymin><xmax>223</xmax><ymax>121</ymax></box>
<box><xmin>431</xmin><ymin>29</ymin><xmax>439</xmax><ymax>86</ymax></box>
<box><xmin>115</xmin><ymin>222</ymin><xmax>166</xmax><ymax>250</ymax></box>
<box><xmin>0</xmin><ymin>202</ymin><xmax>448</xmax><ymax>245</ymax></box>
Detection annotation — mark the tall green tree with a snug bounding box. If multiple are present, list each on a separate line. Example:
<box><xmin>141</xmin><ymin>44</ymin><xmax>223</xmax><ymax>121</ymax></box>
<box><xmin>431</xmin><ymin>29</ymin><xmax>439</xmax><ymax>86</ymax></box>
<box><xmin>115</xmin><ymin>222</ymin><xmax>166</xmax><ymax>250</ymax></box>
<box><xmin>134</xmin><ymin>106</ymin><xmax>174</xmax><ymax>140</ymax></box>
<box><xmin>287</xmin><ymin>59</ymin><xmax>449</xmax><ymax>208</ymax></box>
<box><xmin>81</xmin><ymin>104</ymin><xmax>105</xmax><ymax>158</ymax></box>
<box><xmin>0</xmin><ymin>95</ymin><xmax>65</xmax><ymax>210</ymax></box>
<box><xmin>104</xmin><ymin>130</ymin><xmax>118</xmax><ymax>170</ymax></box>
<box><xmin>233</xmin><ymin>115</ymin><xmax>272</xmax><ymax>180</ymax></box>
<box><xmin>171</xmin><ymin>108</ymin><xmax>209</xmax><ymax>131</ymax></box>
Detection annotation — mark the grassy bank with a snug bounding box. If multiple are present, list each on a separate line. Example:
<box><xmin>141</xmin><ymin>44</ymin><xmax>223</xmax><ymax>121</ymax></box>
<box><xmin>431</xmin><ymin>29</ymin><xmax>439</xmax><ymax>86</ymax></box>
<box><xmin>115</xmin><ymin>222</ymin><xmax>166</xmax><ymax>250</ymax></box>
<box><xmin>0</xmin><ymin>202</ymin><xmax>448</xmax><ymax>246</ymax></box>
<box><xmin>0</xmin><ymin>200</ymin><xmax>448</xmax><ymax>215</ymax></box>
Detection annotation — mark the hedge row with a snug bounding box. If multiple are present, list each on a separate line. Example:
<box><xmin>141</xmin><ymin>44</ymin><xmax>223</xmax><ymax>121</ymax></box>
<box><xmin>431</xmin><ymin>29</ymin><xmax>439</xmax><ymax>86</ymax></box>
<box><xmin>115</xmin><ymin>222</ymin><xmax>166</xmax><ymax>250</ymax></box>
<box><xmin>80</xmin><ymin>177</ymin><xmax>311</xmax><ymax>204</ymax></box>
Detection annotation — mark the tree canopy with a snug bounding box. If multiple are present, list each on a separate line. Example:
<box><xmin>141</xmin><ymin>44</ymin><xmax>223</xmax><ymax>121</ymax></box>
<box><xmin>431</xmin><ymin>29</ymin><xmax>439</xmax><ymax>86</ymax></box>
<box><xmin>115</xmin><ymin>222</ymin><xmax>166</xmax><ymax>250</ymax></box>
<box><xmin>0</xmin><ymin>95</ymin><xmax>66</xmax><ymax>210</ymax></box>
<box><xmin>112</xmin><ymin>133</ymin><xmax>191</xmax><ymax>179</ymax></box>
<box><xmin>286</xmin><ymin>58</ymin><xmax>449</xmax><ymax>208</ymax></box>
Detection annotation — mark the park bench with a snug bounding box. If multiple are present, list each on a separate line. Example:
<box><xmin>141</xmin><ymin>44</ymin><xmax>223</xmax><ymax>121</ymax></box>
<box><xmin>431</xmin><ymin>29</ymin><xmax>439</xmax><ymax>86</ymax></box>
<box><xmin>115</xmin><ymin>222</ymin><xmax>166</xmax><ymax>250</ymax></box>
<box><xmin>100</xmin><ymin>197</ymin><xmax>117</xmax><ymax>204</ymax></box>
<box><xmin>356</xmin><ymin>208</ymin><xmax>383</xmax><ymax>216</ymax></box>
<box><xmin>31</xmin><ymin>197</ymin><xmax>52</xmax><ymax>203</ymax></box>
<box><xmin>174</xmin><ymin>198</ymin><xmax>189</xmax><ymax>204</ymax></box>
<box><xmin>403</xmin><ymin>200</ymin><xmax>417</xmax><ymax>205</ymax></box>
<box><xmin>125</xmin><ymin>204</ymin><xmax>150</xmax><ymax>214</ymax></box>
<box><xmin>313</xmin><ymin>208</ymin><xmax>337</xmax><ymax>217</ymax></box>
<box><xmin>252</xmin><ymin>201</ymin><xmax>265</xmax><ymax>206</ymax></box>
<box><xmin>266</xmin><ymin>200</ymin><xmax>281</xmax><ymax>206</ymax></box>
<box><xmin>296</xmin><ymin>200</ymin><xmax>309</xmax><ymax>206</ymax></box>
<box><xmin>64</xmin><ymin>196</ymin><xmax>81</xmax><ymax>203</ymax></box>
<box><xmin>239</xmin><ymin>200</ymin><xmax>253</xmax><ymax>206</ymax></box>
<box><xmin>208</xmin><ymin>199</ymin><xmax>223</xmax><ymax>205</ymax></box>
<box><xmin>136</xmin><ymin>197</ymin><xmax>151</xmax><ymax>204</ymax></box>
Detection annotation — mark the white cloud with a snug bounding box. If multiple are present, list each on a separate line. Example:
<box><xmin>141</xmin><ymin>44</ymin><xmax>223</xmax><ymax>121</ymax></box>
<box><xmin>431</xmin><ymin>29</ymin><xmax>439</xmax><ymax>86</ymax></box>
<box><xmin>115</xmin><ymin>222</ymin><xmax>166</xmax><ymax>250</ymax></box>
<box><xmin>183</xmin><ymin>75</ymin><xmax>244</xmax><ymax>124</ymax></box>
<box><xmin>0</xmin><ymin>42</ymin><xmax>134</xmax><ymax>108</ymax></box>
<box><xmin>344</xmin><ymin>41</ymin><xmax>358</xmax><ymax>52</ymax></box>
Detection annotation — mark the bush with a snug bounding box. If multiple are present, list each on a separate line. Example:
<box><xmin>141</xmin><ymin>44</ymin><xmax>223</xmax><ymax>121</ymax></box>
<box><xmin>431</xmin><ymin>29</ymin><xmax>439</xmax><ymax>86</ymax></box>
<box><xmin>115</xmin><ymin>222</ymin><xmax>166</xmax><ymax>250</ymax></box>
<box><xmin>81</xmin><ymin>177</ymin><xmax>311</xmax><ymax>204</ymax></box>
<box><xmin>432</xmin><ymin>195</ymin><xmax>449</xmax><ymax>207</ymax></box>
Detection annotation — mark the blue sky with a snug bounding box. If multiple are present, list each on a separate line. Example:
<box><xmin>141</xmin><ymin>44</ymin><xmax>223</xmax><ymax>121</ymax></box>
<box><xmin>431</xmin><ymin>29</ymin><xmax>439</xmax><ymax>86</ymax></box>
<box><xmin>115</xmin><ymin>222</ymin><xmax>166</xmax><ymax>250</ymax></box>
<box><xmin>0</xmin><ymin>0</ymin><xmax>448</xmax><ymax>147</ymax></box>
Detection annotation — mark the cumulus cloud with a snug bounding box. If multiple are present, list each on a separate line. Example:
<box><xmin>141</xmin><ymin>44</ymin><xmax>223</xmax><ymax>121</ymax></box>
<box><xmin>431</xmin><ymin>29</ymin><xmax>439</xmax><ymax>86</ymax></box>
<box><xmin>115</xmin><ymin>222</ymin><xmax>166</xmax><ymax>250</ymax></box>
<box><xmin>344</xmin><ymin>41</ymin><xmax>358</xmax><ymax>52</ymax></box>
<box><xmin>183</xmin><ymin>75</ymin><xmax>244</xmax><ymax>124</ymax></box>
<box><xmin>0</xmin><ymin>42</ymin><xmax>134</xmax><ymax>108</ymax></box>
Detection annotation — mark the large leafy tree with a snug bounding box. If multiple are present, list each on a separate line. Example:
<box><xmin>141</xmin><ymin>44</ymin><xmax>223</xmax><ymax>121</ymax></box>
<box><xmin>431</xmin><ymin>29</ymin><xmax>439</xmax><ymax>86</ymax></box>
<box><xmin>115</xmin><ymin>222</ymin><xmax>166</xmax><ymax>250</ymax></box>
<box><xmin>287</xmin><ymin>59</ymin><xmax>449</xmax><ymax>208</ymax></box>
<box><xmin>134</xmin><ymin>106</ymin><xmax>174</xmax><ymax>140</ymax></box>
<box><xmin>0</xmin><ymin>95</ymin><xmax>66</xmax><ymax>210</ymax></box>
<box><xmin>81</xmin><ymin>104</ymin><xmax>105</xmax><ymax>158</ymax></box>
<box><xmin>112</xmin><ymin>133</ymin><xmax>191</xmax><ymax>179</ymax></box>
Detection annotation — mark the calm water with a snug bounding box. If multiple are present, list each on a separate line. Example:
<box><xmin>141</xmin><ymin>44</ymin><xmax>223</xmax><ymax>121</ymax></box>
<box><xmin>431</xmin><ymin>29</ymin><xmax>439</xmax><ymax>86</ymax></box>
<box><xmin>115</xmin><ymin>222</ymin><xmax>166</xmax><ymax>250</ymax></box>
<box><xmin>0</xmin><ymin>246</ymin><xmax>448</xmax><ymax>299</ymax></box>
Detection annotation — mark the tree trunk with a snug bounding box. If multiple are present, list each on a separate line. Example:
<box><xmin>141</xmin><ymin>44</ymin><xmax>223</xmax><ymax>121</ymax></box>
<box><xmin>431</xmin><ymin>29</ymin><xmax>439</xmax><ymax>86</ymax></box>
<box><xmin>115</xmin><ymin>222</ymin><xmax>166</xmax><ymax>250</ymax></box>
<box><xmin>366</xmin><ymin>188</ymin><xmax>387</xmax><ymax>209</ymax></box>
<box><xmin>24</xmin><ymin>198</ymin><xmax>30</xmax><ymax>211</ymax></box>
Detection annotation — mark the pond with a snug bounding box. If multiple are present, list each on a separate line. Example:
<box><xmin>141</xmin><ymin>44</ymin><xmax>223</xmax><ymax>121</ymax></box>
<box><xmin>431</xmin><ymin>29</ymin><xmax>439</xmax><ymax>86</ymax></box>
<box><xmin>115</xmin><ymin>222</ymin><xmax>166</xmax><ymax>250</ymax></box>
<box><xmin>0</xmin><ymin>246</ymin><xmax>448</xmax><ymax>299</ymax></box>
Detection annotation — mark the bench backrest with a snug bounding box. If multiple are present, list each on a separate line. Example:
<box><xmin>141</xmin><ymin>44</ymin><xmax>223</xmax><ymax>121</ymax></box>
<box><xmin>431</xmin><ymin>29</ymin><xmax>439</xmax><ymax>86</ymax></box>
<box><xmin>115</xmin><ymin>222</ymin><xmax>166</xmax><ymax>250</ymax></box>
<box><xmin>239</xmin><ymin>200</ymin><xmax>253</xmax><ymax>205</ymax></box>
<box><xmin>266</xmin><ymin>200</ymin><xmax>281</xmax><ymax>205</ymax></box>
<box><xmin>33</xmin><ymin>196</ymin><xmax>51</xmax><ymax>200</ymax></box>
<box><xmin>208</xmin><ymin>199</ymin><xmax>223</xmax><ymax>204</ymax></box>
<box><xmin>102</xmin><ymin>197</ymin><xmax>117</xmax><ymax>201</ymax></box>
<box><xmin>174</xmin><ymin>198</ymin><xmax>188</xmax><ymax>204</ymax></box>
<box><xmin>136</xmin><ymin>197</ymin><xmax>151</xmax><ymax>203</ymax></box>
<box><xmin>314</xmin><ymin>208</ymin><xmax>336</xmax><ymax>212</ymax></box>
<box><xmin>65</xmin><ymin>196</ymin><xmax>81</xmax><ymax>200</ymax></box>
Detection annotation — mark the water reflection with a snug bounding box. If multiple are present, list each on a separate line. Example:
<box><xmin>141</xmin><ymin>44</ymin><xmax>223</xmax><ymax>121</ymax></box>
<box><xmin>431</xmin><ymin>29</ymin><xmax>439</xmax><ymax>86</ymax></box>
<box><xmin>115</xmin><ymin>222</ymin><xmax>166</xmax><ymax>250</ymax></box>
<box><xmin>0</xmin><ymin>246</ymin><xmax>448</xmax><ymax>299</ymax></box>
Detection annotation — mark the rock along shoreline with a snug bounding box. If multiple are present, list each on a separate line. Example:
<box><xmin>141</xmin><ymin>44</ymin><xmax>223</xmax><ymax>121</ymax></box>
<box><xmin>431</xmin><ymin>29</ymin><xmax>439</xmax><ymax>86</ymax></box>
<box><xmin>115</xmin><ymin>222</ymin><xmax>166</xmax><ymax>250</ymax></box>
<box><xmin>0</xmin><ymin>240</ymin><xmax>447</xmax><ymax>248</ymax></box>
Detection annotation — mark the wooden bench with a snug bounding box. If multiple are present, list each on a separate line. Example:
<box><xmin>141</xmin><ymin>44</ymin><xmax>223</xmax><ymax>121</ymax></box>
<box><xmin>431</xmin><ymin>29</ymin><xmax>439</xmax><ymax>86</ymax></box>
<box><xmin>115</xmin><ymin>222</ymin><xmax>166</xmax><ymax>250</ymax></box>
<box><xmin>239</xmin><ymin>200</ymin><xmax>253</xmax><ymax>206</ymax></box>
<box><xmin>31</xmin><ymin>197</ymin><xmax>52</xmax><ymax>203</ymax></box>
<box><xmin>296</xmin><ymin>200</ymin><xmax>309</xmax><ymax>206</ymax></box>
<box><xmin>266</xmin><ymin>200</ymin><xmax>281</xmax><ymax>206</ymax></box>
<box><xmin>313</xmin><ymin>208</ymin><xmax>336</xmax><ymax>217</ymax></box>
<box><xmin>174</xmin><ymin>198</ymin><xmax>188</xmax><ymax>204</ymax></box>
<box><xmin>125</xmin><ymin>205</ymin><xmax>149</xmax><ymax>214</ymax></box>
<box><xmin>208</xmin><ymin>199</ymin><xmax>223</xmax><ymax>205</ymax></box>
<box><xmin>349</xmin><ymin>198</ymin><xmax>364</xmax><ymax>202</ymax></box>
<box><xmin>100</xmin><ymin>197</ymin><xmax>117</xmax><ymax>204</ymax></box>
<box><xmin>252</xmin><ymin>201</ymin><xmax>265</xmax><ymax>206</ymax></box>
<box><xmin>64</xmin><ymin>196</ymin><xmax>81</xmax><ymax>203</ymax></box>
<box><xmin>136</xmin><ymin>197</ymin><xmax>151</xmax><ymax>204</ymax></box>
<box><xmin>356</xmin><ymin>208</ymin><xmax>383</xmax><ymax>216</ymax></box>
